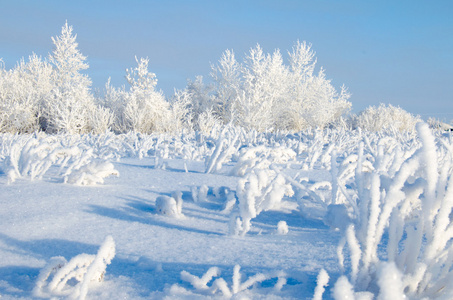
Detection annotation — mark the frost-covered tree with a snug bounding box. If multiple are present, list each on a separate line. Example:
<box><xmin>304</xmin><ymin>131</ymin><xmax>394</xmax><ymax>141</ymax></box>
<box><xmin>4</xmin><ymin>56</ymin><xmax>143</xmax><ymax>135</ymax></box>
<box><xmin>184</xmin><ymin>76</ymin><xmax>215</xmax><ymax>130</ymax></box>
<box><xmin>104</xmin><ymin>57</ymin><xmax>171</xmax><ymax>133</ymax></box>
<box><xmin>0</xmin><ymin>54</ymin><xmax>53</xmax><ymax>133</ymax></box>
<box><xmin>101</xmin><ymin>78</ymin><xmax>128</xmax><ymax>133</ymax></box>
<box><xmin>168</xmin><ymin>89</ymin><xmax>194</xmax><ymax>132</ymax></box>
<box><xmin>237</xmin><ymin>45</ymin><xmax>290</xmax><ymax>131</ymax></box>
<box><xmin>284</xmin><ymin>41</ymin><xmax>351</xmax><ymax>130</ymax></box>
<box><xmin>123</xmin><ymin>56</ymin><xmax>171</xmax><ymax>133</ymax></box>
<box><xmin>43</xmin><ymin>21</ymin><xmax>105</xmax><ymax>134</ymax></box>
<box><xmin>210</xmin><ymin>50</ymin><xmax>242</xmax><ymax>124</ymax></box>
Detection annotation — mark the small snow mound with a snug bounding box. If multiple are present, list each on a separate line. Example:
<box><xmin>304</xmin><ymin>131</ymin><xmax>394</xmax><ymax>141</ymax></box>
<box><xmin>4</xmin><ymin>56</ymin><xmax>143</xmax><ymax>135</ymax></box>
<box><xmin>156</xmin><ymin>195</ymin><xmax>183</xmax><ymax>217</ymax></box>
<box><xmin>277</xmin><ymin>221</ymin><xmax>289</xmax><ymax>235</ymax></box>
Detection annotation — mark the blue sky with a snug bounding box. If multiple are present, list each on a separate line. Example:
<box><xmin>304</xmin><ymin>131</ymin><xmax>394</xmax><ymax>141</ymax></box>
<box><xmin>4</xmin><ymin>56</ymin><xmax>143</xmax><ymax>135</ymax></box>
<box><xmin>1</xmin><ymin>0</ymin><xmax>452</xmax><ymax>120</ymax></box>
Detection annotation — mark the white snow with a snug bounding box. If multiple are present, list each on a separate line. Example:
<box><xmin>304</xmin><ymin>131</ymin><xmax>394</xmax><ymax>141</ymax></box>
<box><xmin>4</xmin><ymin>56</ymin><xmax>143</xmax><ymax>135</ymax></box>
<box><xmin>0</xmin><ymin>154</ymin><xmax>339</xmax><ymax>299</ymax></box>
<box><xmin>1</xmin><ymin>125</ymin><xmax>453</xmax><ymax>299</ymax></box>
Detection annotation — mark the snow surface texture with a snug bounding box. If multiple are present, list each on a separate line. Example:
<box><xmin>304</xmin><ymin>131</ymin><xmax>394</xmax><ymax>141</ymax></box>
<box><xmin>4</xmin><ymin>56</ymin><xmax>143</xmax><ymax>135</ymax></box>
<box><xmin>1</xmin><ymin>125</ymin><xmax>453</xmax><ymax>299</ymax></box>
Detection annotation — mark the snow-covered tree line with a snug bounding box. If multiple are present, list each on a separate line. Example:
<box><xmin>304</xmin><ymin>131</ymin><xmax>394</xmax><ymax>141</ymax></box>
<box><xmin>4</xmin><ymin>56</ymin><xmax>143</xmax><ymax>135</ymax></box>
<box><xmin>1</xmin><ymin>22</ymin><xmax>423</xmax><ymax>135</ymax></box>
<box><xmin>185</xmin><ymin>42</ymin><xmax>352</xmax><ymax>131</ymax></box>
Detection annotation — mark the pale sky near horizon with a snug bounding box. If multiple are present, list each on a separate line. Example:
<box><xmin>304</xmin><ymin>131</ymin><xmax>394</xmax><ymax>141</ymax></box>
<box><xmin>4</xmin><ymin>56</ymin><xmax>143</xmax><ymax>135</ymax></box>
<box><xmin>1</xmin><ymin>0</ymin><xmax>452</xmax><ymax>120</ymax></box>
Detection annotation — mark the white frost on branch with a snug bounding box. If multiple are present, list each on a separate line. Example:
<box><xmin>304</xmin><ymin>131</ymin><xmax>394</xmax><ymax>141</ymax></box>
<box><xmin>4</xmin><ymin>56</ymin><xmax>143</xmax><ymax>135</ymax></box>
<box><xmin>177</xmin><ymin>264</ymin><xmax>285</xmax><ymax>298</ymax></box>
<box><xmin>33</xmin><ymin>236</ymin><xmax>116</xmax><ymax>300</ymax></box>
<box><xmin>312</xmin><ymin>269</ymin><xmax>329</xmax><ymax>300</ymax></box>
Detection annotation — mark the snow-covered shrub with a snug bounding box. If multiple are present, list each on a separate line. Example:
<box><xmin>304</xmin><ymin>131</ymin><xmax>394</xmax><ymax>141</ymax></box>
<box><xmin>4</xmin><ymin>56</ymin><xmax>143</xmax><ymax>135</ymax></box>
<box><xmin>286</xmin><ymin>41</ymin><xmax>351</xmax><ymax>130</ymax></box>
<box><xmin>33</xmin><ymin>236</ymin><xmax>115</xmax><ymax>300</ymax></box>
<box><xmin>156</xmin><ymin>192</ymin><xmax>183</xmax><ymax>217</ymax></box>
<box><xmin>298</xmin><ymin>129</ymin><xmax>340</xmax><ymax>170</ymax></box>
<box><xmin>427</xmin><ymin>117</ymin><xmax>453</xmax><ymax>131</ymax></box>
<box><xmin>222</xmin><ymin>193</ymin><xmax>237</xmax><ymax>213</ymax></box>
<box><xmin>232</xmin><ymin>168</ymin><xmax>294</xmax><ymax>236</ymax></box>
<box><xmin>2</xmin><ymin>24</ymin><xmax>354</xmax><ymax>135</ymax></box>
<box><xmin>329</xmin><ymin>144</ymin><xmax>374</xmax><ymax>215</ymax></box>
<box><xmin>355</xmin><ymin>103</ymin><xmax>422</xmax><ymax>132</ymax></box>
<box><xmin>172</xmin><ymin>190</ymin><xmax>184</xmax><ymax>214</ymax></box>
<box><xmin>173</xmin><ymin>264</ymin><xmax>287</xmax><ymax>298</ymax></box>
<box><xmin>2</xmin><ymin>134</ymin><xmax>118</xmax><ymax>185</ymax></box>
<box><xmin>209</xmin><ymin>49</ymin><xmax>241</xmax><ymax>125</ymax></box>
<box><xmin>64</xmin><ymin>160</ymin><xmax>119</xmax><ymax>185</ymax></box>
<box><xmin>182</xmin><ymin>76</ymin><xmax>216</xmax><ymax>130</ymax></box>
<box><xmin>329</xmin><ymin>123</ymin><xmax>453</xmax><ymax>299</ymax></box>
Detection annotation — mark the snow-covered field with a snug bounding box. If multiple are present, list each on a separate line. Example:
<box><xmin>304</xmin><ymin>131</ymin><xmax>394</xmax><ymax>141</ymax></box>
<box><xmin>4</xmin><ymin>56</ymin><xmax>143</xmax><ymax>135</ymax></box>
<box><xmin>1</xmin><ymin>125</ymin><xmax>453</xmax><ymax>299</ymax></box>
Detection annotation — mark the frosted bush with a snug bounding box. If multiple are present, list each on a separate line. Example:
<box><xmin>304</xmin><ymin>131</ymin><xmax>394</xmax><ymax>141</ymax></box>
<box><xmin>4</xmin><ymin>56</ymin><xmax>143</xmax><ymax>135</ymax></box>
<box><xmin>331</xmin><ymin>145</ymin><xmax>373</xmax><ymax>210</ymax></box>
<box><xmin>34</xmin><ymin>236</ymin><xmax>115</xmax><ymax>300</ymax></box>
<box><xmin>124</xmin><ymin>57</ymin><xmax>172</xmax><ymax>133</ymax></box>
<box><xmin>222</xmin><ymin>193</ymin><xmax>237</xmax><ymax>213</ymax></box>
<box><xmin>272</xmin><ymin>165</ymin><xmax>332</xmax><ymax>220</ymax></box>
<box><xmin>355</xmin><ymin>103</ymin><xmax>422</xmax><ymax>132</ymax></box>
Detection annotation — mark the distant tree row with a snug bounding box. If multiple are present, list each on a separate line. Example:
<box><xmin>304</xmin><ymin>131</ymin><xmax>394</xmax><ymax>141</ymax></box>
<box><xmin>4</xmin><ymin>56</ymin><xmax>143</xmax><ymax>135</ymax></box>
<box><xmin>0</xmin><ymin>22</ymin><xmax>422</xmax><ymax>135</ymax></box>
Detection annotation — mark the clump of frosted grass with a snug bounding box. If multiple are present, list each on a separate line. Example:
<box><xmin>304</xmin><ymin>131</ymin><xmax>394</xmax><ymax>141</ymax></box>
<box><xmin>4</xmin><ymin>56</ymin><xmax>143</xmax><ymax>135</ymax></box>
<box><xmin>34</xmin><ymin>236</ymin><xmax>115</xmax><ymax>300</ymax></box>
<box><xmin>232</xmin><ymin>167</ymin><xmax>294</xmax><ymax>236</ymax></box>
<box><xmin>328</xmin><ymin>123</ymin><xmax>453</xmax><ymax>299</ymax></box>
<box><xmin>230</xmin><ymin>145</ymin><xmax>296</xmax><ymax>176</ymax></box>
<box><xmin>2</xmin><ymin>135</ymin><xmax>118</xmax><ymax>185</ymax></box>
<box><xmin>173</xmin><ymin>264</ymin><xmax>287</xmax><ymax>298</ymax></box>
<box><xmin>205</xmin><ymin>126</ymin><xmax>240</xmax><ymax>173</ymax></box>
